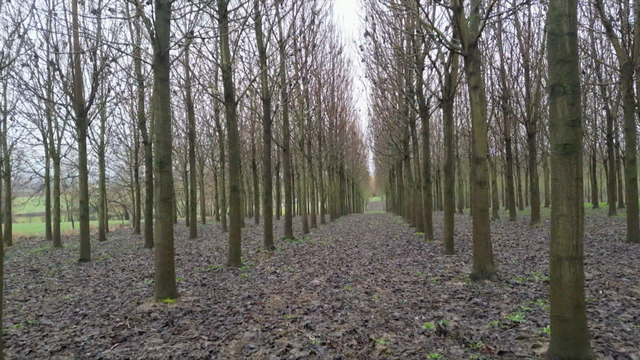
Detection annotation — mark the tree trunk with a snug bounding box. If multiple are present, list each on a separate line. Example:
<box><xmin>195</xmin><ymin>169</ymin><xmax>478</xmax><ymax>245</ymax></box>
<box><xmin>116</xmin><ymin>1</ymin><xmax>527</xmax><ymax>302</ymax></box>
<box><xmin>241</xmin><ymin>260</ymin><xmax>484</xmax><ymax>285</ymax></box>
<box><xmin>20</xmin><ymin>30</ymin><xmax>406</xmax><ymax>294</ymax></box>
<box><xmin>153</xmin><ymin>0</ymin><xmax>177</xmax><ymax>300</ymax></box>
<box><xmin>442</xmin><ymin>47</ymin><xmax>458</xmax><ymax>255</ymax></box>
<box><xmin>53</xmin><ymin>155</ymin><xmax>62</xmax><ymax>248</ymax></box>
<box><xmin>99</xmin><ymin>104</ymin><xmax>108</xmax><ymax>241</ymax></box>
<box><xmin>547</xmin><ymin>0</ymin><xmax>594</xmax><ymax>356</ymax></box>
<box><xmin>256</xmin><ymin>8</ymin><xmax>274</xmax><ymax>243</ymax></box>
<box><xmin>497</xmin><ymin>20</ymin><xmax>517</xmax><ymax>221</ymax></box>
<box><xmin>490</xmin><ymin>155</ymin><xmax>500</xmax><ymax>220</ymax></box>
<box><xmin>44</xmin><ymin>147</ymin><xmax>52</xmax><ymax>242</ymax></box>
<box><xmin>591</xmin><ymin>152</ymin><xmax>599</xmax><ymax>209</ymax></box>
<box><xmin>277</xmin><ymin>3</ymin><xmax>294</xmax><ymax>240</ymax></box>
<box><xmin>132</xmin><ymin>6</ymin><xmax>154</xmax><ymax>248</ymax></box>
<box><xmin>218</xmin><ymin>0</ymin><xmax>243</xmax><ymax>266</ymax></box>
<box><xmin>185</xmin><ymin>34</ymin><xmax>198</xmax><ymax>239</ymax></box>
<box><xmin>72</xmin><ymin>0</ymin><xmax>89</xmax><ymax>261</ymax></box>
<box><xmin>455</xmin><ymin>0</ymin><xmax>497</xmax><ymax>281</ymax></box>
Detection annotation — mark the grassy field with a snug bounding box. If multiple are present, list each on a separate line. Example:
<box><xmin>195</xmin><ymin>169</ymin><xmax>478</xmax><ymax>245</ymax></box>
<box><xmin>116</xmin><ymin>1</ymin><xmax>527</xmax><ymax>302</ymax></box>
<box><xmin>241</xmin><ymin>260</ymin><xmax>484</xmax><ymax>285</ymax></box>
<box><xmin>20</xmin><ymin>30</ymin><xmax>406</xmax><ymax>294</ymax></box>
<box><xmin>13</xmin><ymin>196</ymin><xmax>47</xmax><ymax>215</ymax></box>
<box><xmin>11</xmin><ymin>220</ymin><xmax>130</xmax><ymax>237</ymax></box>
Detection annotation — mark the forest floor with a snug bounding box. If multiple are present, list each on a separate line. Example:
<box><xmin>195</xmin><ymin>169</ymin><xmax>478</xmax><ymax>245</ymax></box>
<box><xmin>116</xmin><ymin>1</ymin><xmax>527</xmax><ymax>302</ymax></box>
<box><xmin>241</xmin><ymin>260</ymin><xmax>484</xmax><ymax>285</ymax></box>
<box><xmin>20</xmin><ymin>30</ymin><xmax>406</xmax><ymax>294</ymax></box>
<box><xmin>3</xmin><ymin>200</ymin><xmax>640</xmax><ymax>359</ymax></box>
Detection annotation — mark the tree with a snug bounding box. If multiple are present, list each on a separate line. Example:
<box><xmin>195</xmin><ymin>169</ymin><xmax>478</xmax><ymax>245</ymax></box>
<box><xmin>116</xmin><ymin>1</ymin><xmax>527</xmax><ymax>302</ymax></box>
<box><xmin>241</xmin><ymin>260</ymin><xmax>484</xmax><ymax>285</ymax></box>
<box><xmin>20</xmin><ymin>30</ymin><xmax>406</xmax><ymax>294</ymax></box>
<box><xmin>452</xmin><ymin>0</ymin><xmax>497</xmax><ymax>280</ymax></box>
<box><xmin>218</xmin><ymin>0</ymin><xmax>243</xmax><ymax>267</ymax></box>
<box><xmin>277</xmin><ymin>0</ymin><xmax>294</xmax><ymax>240</ymax></box>
<box><xmin>152</xmin><ymin>0</ymin><xmax>178</xmax><ymax>300</ymax></box>
<box><xmin>547</xmin><ymin>0</ymin><xmax>595</xmax><ymax>357</ymax></box>
<box><xmin>184</xmin><ymin>32</ymin><xmax>197</xmax><ymax>239</ymax></box>
<box><xmin>596</xmin><ymin>0</ymin><xmax>640</xmax><ymax>243</ymax></box>
<box><xmin>254</xmin><ymin>0</ymin><xmax>275</xmax><ymax>250</ymax></box>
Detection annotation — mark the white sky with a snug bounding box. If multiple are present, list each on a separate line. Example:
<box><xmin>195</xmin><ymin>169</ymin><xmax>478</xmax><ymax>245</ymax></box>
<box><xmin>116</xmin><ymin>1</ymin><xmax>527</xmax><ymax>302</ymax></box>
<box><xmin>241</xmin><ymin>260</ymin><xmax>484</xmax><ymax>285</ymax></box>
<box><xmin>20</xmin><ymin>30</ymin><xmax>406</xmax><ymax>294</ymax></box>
<box><xmin>332</xmin><ymin>0</ymin><xmax>374</xmax><ymax>173</ymax></box>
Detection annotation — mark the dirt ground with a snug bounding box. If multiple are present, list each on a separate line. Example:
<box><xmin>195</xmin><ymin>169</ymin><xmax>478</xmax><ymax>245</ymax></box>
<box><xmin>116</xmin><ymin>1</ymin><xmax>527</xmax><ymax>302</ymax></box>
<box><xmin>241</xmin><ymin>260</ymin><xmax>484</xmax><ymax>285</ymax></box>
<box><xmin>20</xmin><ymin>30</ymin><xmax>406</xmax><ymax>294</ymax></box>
<box><xmin>3</xmin><ymin>203</ymin><xmax>639</xmax><ymax>359</ymax></box>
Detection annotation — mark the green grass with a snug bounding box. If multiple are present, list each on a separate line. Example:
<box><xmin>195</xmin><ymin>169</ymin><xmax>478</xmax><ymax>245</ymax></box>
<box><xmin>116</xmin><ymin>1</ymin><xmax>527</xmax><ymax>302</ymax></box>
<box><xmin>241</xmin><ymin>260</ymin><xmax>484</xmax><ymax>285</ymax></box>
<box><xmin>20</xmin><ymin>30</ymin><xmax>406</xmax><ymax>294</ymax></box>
<box><xmin>13</xmin><ymin>196</ymin><xmax>47</xmax><ymax>215</ymax></box>
<box><xmin>497</xmin><ymin>201</ymin><xmax>627</xmax><ymax>219</ymax></box>
<box><xmin>11</xmin><ymin>220</ymin><xmax>130</xmax><ymax>237</ymax></box>
<box><xmin>369</xmin><ymin>196</ymin><xmax>382</xmax><ymax>202</ymax></box>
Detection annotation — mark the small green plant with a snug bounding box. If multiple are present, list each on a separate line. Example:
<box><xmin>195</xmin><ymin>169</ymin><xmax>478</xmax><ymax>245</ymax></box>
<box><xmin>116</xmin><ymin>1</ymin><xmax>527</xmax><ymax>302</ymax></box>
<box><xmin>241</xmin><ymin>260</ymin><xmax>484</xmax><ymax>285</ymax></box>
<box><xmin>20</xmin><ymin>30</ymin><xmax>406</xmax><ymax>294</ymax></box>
<box><xmin>488</xmin><ymin>320</ymin><xmax>499</xmax><ymax>327</ymax></box>
<box><xmin>143</xmin><ymin>278</ymin><xmax>153</xmax><ymax>286</ymax></box>
<box><xmin>439</xmin><ymin>319</ymin><xmax>449</xmax><ymax>326</ymax></box>
<box><xmin>540</xmin><ymin>325</ymin><xmax>551</xmax><ymax>335</ymax></box>
<box><xmin>529</xmin><ymin>271</ymin><xmax>549</xmax><ymax>282</ymax></box>
<box><xmin>414</xmin><ymin>231</ymin><xmax>425</xmax><ymax>235</ymax></box>
<box><xmin>310</xmin><ymin>338</ymin><xmax>319</xmax><ymax>345</ymax></box>
<box><xmin>531</xmin><ymin>299</ymin><xmax>549</xmax><ymax>308</ymax></box>
<box><xmin>373</xmin><ymin>294</ymin><xmax>380</xmax><ymax>300</ymax></box>
<box><xmin>343</xmin><ymin>285</ymin><xmax>353</xmax><ymax>291</ymax></box>
<box><xmin>64</xmin><ymin>295</ymin><xmax>73</xmax><ymax>301</ymax></box>
<box><xmin>511</xmin><ymin>275</ymin><xmax>526</xmax><ymax>282</ymax></box>
<box><xmin>426</xmin><ymin>352</ymin><xmax>443</xmax><ymax>359</ymax></box>
<box><xmin>506</xmin><ymin>312</ymin><xmax>526</xmax><ymax>324</ymax></box>
<box><xmin>374</xmin><ymin>338</ymin><xmax>388</xmax><ymax>345</ymax></box>
<box><xmin>162</xmin><ymin>298</ymin><xmax>176</xmax><ymax>304</ymax></box>
<box><xmin>283</xmin><ymin>267</ymin><xmax>295</xmax><ymax>272</ymax></box>
<box><xmin>470</xmin><ymin>341</ymin><xmax>484</xmax><ymax>350</ymax></box>
<box><xmin>239</xmin><ymin>273</ymin><xmax>249</xmax><ymax>278</ymax></box>
<box><xmin>422</xmin><ymin>322</ymin><xmax>436</xmax><ymax>330</ymax></box>
<box><xmin>518</xmin><ymin>305</ymin><xmax>532</xmax><ymax>312</ymax></box>
<box><xmin>175</xmin><ymin>276</ymin><xmax>184</xmax><ymax>283</ymax></box>
<box><xmin>239</xmin><ymin>266</ymin><xmax>251</xmax><ymax>272</ymax></box>
<box><xmin>209</xmin><ymin>265</ymin><xmax>222</xmax><ymax>271</ymax></box>
<box><xmin>416</xmin><ymin>271</ymin><xmax>424</xmax><ymax>276</ymax></box>
<box><xmin>430</xmin><ymin>277</ymin><xmax>438</xmax><ymax>285</ymax></box>
<box><xmin>284</xmin><ymin>314</ymin><xmax>293</xmax><ymax>320</ymax></box>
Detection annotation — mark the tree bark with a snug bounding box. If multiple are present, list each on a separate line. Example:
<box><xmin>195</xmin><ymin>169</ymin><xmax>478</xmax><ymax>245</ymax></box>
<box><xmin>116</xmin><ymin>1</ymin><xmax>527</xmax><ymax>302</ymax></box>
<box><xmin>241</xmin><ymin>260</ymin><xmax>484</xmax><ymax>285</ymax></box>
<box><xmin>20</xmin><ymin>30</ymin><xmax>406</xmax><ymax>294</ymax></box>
<box><xmin>277</xmin><ymin>2</ymin><xmax>294</xmax><ymax>240</ymax></box>
<box><xmin>218</xmin><ymin>0</ymin><xmax>243</xmax><ymax>266</ymax></box>
<box><xmin>72</xmin><ymin>0</ymin><xmax>90</xmax><ymax>261</ymax></box>
<box><xmin>442</xmin><ymin>46</ymin><xmax>458</xmax><ymax>255</ymax></box>
<box><xmin>454</xmin><ymin>0</ymin><xmax>497</xmax><ymax>281</ymax></box>
<box><xmin>185</xmin><ymin>34</ymin><xmax>197</xmax><ymax>239</ymax></box>
<box><xmin>547</xmin><ymin>0</ymin><xmax>594</xmax><ymax>356</ymax></box>
<box><xmin>153</xmin><ymin>0</ymin><xmax>177</xmax><ymax>300</ymax></box>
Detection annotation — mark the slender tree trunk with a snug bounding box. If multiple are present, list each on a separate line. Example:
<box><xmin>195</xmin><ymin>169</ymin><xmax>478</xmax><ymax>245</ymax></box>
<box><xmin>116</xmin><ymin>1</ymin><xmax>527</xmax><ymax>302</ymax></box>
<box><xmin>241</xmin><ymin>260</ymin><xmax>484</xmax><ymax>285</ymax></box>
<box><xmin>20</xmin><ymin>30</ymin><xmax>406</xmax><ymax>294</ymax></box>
<box><xmin>277</xmin><ymin>3</ymin><xmax>294</xmax><ymax>240</ymax></box>
<box><xmin>591</xmin><ymin>152</ymin><xmax>599</xmax><ymax>209</ymax></box>
<box><xmin>490</xmin><ymin>155</ymin><xmax>500</xmax><ymax>220</ymax></box>
<box><xmin>219</xmin><ymin>0</ymin><xmax>243</xmax><ymax>266</ymax></box>
<box><xmin>52</xmin><ymin>156</ymin><xmax>62</xmax><ymax>247</ymax></box>
<box><xmin>185</xmin><ymin>34</ymin><xmax>198</xmax><ymax>239</ymax></box>
<box><xmin>275</xmin><ymin>152</ymin><xmax>281</xmax><ymax>220</ymax></box>
<box><xmin>2</xmin><ymin>114</ymin><xmax>11</xmax><ymax>247</ymax></box>
<box><xmin>131</xmin><ymin>6</ymin><xmax>154</xmax><ymax>248</ymax></box>
<box><xmin>547</xmin><ymin>0</ymin><xmax>594</xmax><ymax>356</ymax></box>
<box><xmin>44</xmin><ymin>147</ymin><xmax>52</xmax><ymax>242</ymax></box>
<box><xmin>251</xmin><ymin>128</ymin><xmax>260</xmax><ymax>226</ymax></box>
<box><xmin>72</xmin><ymin>0</ymin><xmax>89</xmax><ymax>261</ymax></box>
<box><xmin>255</xmin><ymin>6</ymin><xmax>275</xmax><ymax>245</ymax></box>
<box><xmin>543</xmin><ymin>155</ymin><xmax>550</xmax><ymax>207</ymax></box>
<box><xmin>442</xmin><ymin>47</ymin><xmax>458</xmax><ymax>255</ymax></box>
<box><xmin>153</xmin><ymin>0</ymin><xmax>177</xmax><ymax>300</ymax></box>
<box><xmin>497</xmin><ymin>21</ymin><xmax>517</xmax><ymax>221</ymax></box>
<box><xmin>99</xmin><ymin>105</ymin><xmax>108</xmax><ymax>241</ymax></box>
<box><xmin>455</xmin><ymin>0</ymin><xmax>497</xmax><ymax>281</ymax></box>
<box><xmin>199</xmin><ymin>162</ymin><xmax>206</xmax><ymax>224</ymax></box>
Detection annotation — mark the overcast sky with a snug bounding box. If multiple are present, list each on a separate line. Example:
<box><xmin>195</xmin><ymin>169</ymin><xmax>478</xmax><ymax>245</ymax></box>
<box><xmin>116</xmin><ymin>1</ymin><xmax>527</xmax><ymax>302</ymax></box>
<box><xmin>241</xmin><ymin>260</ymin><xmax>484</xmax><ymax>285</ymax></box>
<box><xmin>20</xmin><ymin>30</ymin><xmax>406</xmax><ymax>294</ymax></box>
<box><xmin>332</xmin><ymin>0</ymin><xmax>374</xmax><ymax>173</ymax></box>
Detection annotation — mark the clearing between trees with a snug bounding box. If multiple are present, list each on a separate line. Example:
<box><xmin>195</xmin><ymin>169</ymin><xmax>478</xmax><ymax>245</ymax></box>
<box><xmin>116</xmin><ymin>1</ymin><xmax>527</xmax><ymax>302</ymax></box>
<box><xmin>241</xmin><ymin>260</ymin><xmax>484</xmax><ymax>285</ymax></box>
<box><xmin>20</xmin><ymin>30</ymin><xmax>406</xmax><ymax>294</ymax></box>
<box><xmin>3</xmin><ymin>206</ymin><xmax>638</xmax><ymax>359</ymax></box>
